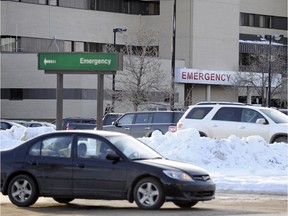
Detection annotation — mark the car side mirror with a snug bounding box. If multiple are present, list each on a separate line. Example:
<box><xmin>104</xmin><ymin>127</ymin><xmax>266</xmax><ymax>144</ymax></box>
<box><xmin>113</xmin><ymin>121</ymin><xmax>120</xmax><ymax>127</ymax></box>
<box><xmin>256</xmin><ymin>118</ymin><xmax>266</xmax><ymax>124</ymax></box>
<box><xmin>106</xmin><ymin>153</ymin><xmax>120</xmax><ymax>164</ymax></box>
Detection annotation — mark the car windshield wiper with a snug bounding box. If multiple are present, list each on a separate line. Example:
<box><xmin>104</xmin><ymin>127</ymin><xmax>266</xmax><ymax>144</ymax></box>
<box><xmin>131</xmin><ymin>157</ymin><xmax>150</xmax><ymax>161</ymax></box>
<box><xmin>152</xmin><ymin>157</ymin><xmax>163</xmax><ymax>159</ymax></box>
<box><xmin>132</xmin><ymin>157</ymin><xmax>163</xmax><ymax>161</ymax></box>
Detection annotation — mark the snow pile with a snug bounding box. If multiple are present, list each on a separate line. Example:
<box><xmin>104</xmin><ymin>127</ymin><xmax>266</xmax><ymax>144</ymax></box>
<box><xmin>140</xmin><ymin>129</ymin><xmax>287</xmax><ymax>175</ymax></box>
<box><xmin>0</xmin><ymin>126</ymin><xmax>55</xmax><ymax>151</ymax></box>
<box><xmin>1</xmin><ymin>127</ymin><xmax>287</xmax><ymax>194</ymax></box>
<box><xmin>139</xmin><ymin>129</ymin><xmax>288</xmax><ymax>193</ymax></box>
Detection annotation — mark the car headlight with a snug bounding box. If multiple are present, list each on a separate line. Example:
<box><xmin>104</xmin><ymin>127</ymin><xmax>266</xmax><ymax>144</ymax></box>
<box><xmin>163</xmin><ymin>170</ymin><xmax>194</xmax><ymax>181</ymax></box>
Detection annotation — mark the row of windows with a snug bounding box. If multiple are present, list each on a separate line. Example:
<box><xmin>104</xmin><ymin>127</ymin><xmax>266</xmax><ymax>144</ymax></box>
<box><xmin>240</xmin><ymin>13</ymin><xmax>287</xmax><ymax>30</ymax></box>
<box><xmin>29</xmin><ymin>134</ymin><xmax>116</xmax><ymax>160</ymax></box>
<box><xmin>1</xmin><ymin>88</ymin><xmax>105</xmax><ymax>100</ymax></box>
<box><xmin>2</xmin><ymin>0</ymin><xmax>160</xmax><ymax>15</ymax></box>
<box><xmin>186</xmin><ymin>106</ymin><xmax>264</xmax><ymax>123</ymax></box>
<box><xmin>1</xmin><ymin>88</ymin><xmax>178</xmax><ymax>103</ymax></box>
<box><xmin>117</xmin><ymin>112</ymin><xmax>182</xmax><ymax>125</ymax></box>
<box><xmin>0</xmin><ymin>36</ymin><xmax>159</xmax><ymax>56</ymax></box>
<box><xmin>0</xmin><ymin>36</ymin><xmax>110</xmax><ymax>53</ymax></box>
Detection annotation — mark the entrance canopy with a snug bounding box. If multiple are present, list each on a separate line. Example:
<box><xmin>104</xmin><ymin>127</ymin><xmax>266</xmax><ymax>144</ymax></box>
<box><xmin>38</xmin><ymin>52</ymin><xmax>123</xmax><ymax>130</ymax></box>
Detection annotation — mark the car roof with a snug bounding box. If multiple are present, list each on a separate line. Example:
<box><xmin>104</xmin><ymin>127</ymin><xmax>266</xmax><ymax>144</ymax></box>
<box><xmin>195</xmin><ymin>101</ymin><xmax>245</xmax><ymax>106</ymax></box>
<box><xmin>63</xmin><ymin>117</ymin><xmax>96</xmax><ymax>120</ymax></box>
<box><xmin>190</xmin><ymin>102</ymin><xmax>285</xmax><ymax>112</ymax></box>
<box><xmin>47</xmin><ymin>130</ymin><xmax>127</xmax><ymax>137</ymax></box>
<box><xmin>123</xmin><ymin>111</ymin><xmax>184</xmax><ymax>114</ymax></box>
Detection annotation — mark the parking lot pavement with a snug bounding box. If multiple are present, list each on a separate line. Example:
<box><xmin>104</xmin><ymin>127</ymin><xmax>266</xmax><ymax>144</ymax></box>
<box><xmin>0</xmin><ymin>192</ymin><xmax>287</xmax><ymax>216</ymax></box>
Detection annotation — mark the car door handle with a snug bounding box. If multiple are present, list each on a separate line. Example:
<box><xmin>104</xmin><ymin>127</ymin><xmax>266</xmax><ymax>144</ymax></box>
<box><xmin>145</xmin><ymin>127</ymin><xmax>150</xmax><ymax>130</ymax></box>
<box><xmin>76</xmin><ymin>164</ymin><xmax>85</xmax><ymax>168</ymax></box>
<box><xmin>239</xmin><ymin>126</ymin><xmax>245</xmax><ymax>129</ymax></box>
<box><xmin>211</xmin><ymin>124</ymin><xmax>218</xmax><ymax>127</ymax></box>
<box><xmin>30</xmin><ymin>161</ymin><xmax>37</xmax><ymax>166</ymax></box>
<box><xmin>124</xmin><ymin>127</ymin><xmax>130</xmax><ymax>130</ymax></box>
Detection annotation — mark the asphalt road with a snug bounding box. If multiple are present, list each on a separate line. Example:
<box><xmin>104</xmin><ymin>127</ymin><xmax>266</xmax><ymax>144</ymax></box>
<box><xmin>0</xmin><ymin>192</ymin><xmax>287</xmax><ymax>216</ymax></box>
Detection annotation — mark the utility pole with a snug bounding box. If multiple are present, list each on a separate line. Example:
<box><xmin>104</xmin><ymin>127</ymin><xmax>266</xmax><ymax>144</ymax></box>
<box><xmin>170</xmin><ymin>0</ymin><xmax>176</xmax><ymax>111</ymax></box>
<box><xmin>112</xmin><ymin>28</ymin><xmax>127</xmax><ymax>112</ymax></box>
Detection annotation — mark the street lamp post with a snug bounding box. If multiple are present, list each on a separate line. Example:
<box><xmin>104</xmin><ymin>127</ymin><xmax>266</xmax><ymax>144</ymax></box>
<box><xmin>170</xmin><ymin>0</ymin><xmax>176</xmax><ymax>111</ymax></box>
<box><xmin>112</xmin><ymin>28</ymin><xmax>127</xmax><ymax>112</ymax></box>
<box><xmin>259</xmin><ymin>34</ymin><xmax>282</xmax><ymax>107</ymax></box>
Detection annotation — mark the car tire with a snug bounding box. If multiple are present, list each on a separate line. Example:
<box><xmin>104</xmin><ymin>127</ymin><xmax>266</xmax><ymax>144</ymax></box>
<box><xmin>53</xmin><ymin>198</ymin><xmax>74</xmax><ymax>204</ymax></box>
<box><xmin>133</xmin><ymin>177</ymin><xmax>165</xmax><ymax>210</ymax></box>
<box><xmin>8</xmin><ymin>174</ymin><xmax>39</xmax><ymax>207</ymax></box>
<box><xmin>147</xmin><ymin>130</ymin><xmax>162</xmax><ymax>137</ymax></box>
<box><xmin>273</xmin><ymin>136</ymin><xmax>287</xmax><ymax>143</ymax></box>
<box><xmin>173</xmin><ymin>201</ymin><xmax>198</xmax><ymax>208</ymax></box>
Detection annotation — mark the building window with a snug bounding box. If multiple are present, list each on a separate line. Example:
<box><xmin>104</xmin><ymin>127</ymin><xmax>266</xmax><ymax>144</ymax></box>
<box><xmin>272</xmin><ymin>16</ymin><xmax>287</xmax><ymax>30</ymax></box>
<box><xmin>0</xmin><ymin>37</ymin><xmax>16</xmax><ymax>52</ymax></box>
<box><xmin>10</xmin><ymin>89</ymin><xmax>23</xmax><ymax>100</ymax></box>
<box><xmin>84</xmin><ymin>42</ymin><xmax>105</xmax><ymax>52</ymax></box>
<box><xmin>58</xmin><ymin>0</ymin><xmax>90</xmax><ymax>9</ymax></box>
<box><xmin>240</xmin><ymin>13</ymin><xmax>287</xmax><ymax>30</ymax></box>
<box><xmin>248</xmin><ymin>14</ymin><xmax>255</xmax><ymax>26</ymax></box>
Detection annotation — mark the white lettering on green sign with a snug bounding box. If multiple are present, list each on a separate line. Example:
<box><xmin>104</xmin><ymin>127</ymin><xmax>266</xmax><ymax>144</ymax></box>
<box><xmin>80</xmin><ymin>58</ymin><xmax>111</xmax><ymax>66</ymax></box>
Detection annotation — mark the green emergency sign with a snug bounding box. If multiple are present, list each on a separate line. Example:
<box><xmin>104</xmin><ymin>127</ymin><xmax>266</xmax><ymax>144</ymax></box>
<box><xmin>38</xmin><ymin>53</ymin><xmax>121</xmax><ymax>71</ymax></box>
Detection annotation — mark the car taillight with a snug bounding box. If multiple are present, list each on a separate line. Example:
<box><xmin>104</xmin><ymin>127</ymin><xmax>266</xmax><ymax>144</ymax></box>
<box><xmin>168</xmin><ymin>126</ymin><xmax>177</xmax><ymax>133</ymax></box>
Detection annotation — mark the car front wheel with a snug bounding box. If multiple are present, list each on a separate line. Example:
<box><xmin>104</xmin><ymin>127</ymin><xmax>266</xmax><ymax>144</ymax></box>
<box><xmin>133</xmin><ymin>177</ymin><xmax>165</xmax><ymax>210</ymax></box>
<box><xmin>8</xmin><ymin>174</ymin><xmax>39</xmax><ymax>207</ymax></box>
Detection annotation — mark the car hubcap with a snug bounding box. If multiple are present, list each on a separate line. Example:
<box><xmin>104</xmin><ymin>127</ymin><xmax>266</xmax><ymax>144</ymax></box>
<box><xmin>137</xmin><ymin>182</ymin><xmax>159</xmax><ymax>206</ymax></box>
<box><xmin>11</xmin><ymin>179</ymin><xmax>32</xmax><ymax>202</ymax></box>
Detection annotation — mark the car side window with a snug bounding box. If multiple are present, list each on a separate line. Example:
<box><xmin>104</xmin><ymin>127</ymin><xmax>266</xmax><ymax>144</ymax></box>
<box><xmin>118</xmin><ymin>114</ymin><xmax>134</xmax><ymax>125</ymax></box>
<box><xmin>241</xmin><ymin>108</ymin><xmax>264</xmax><ymax>123</ymax></box>
<box><xmin>31</xmin><ymin>123</ymin><xmax>41</xmax><ymax>127</ymax></box>
<box><xmin>153</xmin><ymin>113</ymin><xmax>172</xmax><ymax>123</ymax></box>
<box><xmin>173</xmin><ymin>112</ymin><xmax>184</xmax><ymax>123</ymax></box>
<box><xmin>212</xmin><ymin>107</ymin><xmax>242</xmax><ymax>122</ymax></box>
<box><xmin>76</xmin><ymin>136</ymin><xmax>115</xmax><ymax>160</ymax></box>
<box><xmin>186</xmin><ymin>107</ymin><xmax>213</xmax><ymax>119</ymax></box>
<box><xmin>29</xmin><ymin>135</ymin><xmax>72</xmax><ymax>158</ymax></box>
<box><xmin>0</xmin><ymin>122</ymin><xmax>10</xmax><ymax>130</ymax></box>
<box><xmin>135</xmin><ymin>113</ymin><xmax>150</xmax><ymax>124</ymax></box>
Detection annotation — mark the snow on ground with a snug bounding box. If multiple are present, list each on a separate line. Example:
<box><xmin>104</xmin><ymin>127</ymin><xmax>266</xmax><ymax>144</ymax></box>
<box><xmin>1</xmin><ymin>126</ymin><xmax>287</xmax><ymax>195</ymax></box>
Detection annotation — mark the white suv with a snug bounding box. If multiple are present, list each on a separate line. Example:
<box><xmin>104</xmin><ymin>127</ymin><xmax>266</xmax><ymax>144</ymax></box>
<box><xmin>177</xmin><ymin>102</ymin><xmax>288</xmax><ymax>143</ymax></box>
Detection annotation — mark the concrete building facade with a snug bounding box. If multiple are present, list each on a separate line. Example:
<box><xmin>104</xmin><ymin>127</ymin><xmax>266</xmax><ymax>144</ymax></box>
<box><xmin>1</xmin><ymin>0</ymin><xmax>287</xmax><ymax>121</ymax></box>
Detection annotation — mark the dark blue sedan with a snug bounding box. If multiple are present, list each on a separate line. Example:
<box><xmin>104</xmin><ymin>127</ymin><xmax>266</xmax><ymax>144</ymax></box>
<box><xmin>1</xmin><ymin>130</ymin><xmax>215</xmax><ymax>209</ymax></box>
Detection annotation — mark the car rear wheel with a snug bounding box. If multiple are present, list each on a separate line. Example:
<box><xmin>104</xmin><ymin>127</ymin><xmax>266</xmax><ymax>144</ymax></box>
<box><xmin>8</xmin><ymin>174</ymin><xmax>39</xmax><ymax>207</ymax></box>
<box><xmin>133</xmin><ymin>177</ymin><xmax>165</xmax><ymax>210</ymax></box>
<box><xmin>173</xmin><ymin>201</ymin><xmax>198</xmax><ymax>208</ymax></box>
<box><xmin>273</xmin><ymin>136</ymin><xmax>287</xmax><ymax>143</ymax></box>
<box><xmin>53</xmin><ymin>198</ymin><xmax>74</xmax><ymax>204</ymax></box>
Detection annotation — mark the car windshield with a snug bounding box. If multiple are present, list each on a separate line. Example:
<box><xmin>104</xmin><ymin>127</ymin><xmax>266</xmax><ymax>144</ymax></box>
<box><xmin>106</xmin><ymin>135</ymin><xmax>162</xmax><ymax>160</ymax></box>
<box><xmin>260</xmin><ymin>108</ymin><xmax>288</xmax><ymax>123</ymax></box>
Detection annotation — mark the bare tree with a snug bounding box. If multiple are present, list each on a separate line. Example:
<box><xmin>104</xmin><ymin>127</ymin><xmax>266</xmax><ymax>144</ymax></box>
<box><xmin>115</xmin><ymin>26</ymin><xmax>166</xmax><ymax>111</ymax></box>
<box><xmin>235</xmin><ymin>41</ymin><xmax>287</xmax><ymax>106</ymax></box>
